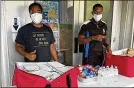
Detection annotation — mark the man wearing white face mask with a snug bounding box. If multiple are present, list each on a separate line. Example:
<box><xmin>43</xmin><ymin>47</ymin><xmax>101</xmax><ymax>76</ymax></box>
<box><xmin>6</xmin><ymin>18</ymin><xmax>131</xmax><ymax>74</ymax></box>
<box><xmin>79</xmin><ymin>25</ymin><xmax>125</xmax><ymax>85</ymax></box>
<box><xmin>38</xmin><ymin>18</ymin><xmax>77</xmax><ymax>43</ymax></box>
<box><xmin>78</xmin><ymin>4</ymin><xmax>112</xmax><ymax>66</ymax></box>
<box><xmin>15</xmin><ymin>2</ymin><xmax>58</xmax><ymax>62</ymax></box>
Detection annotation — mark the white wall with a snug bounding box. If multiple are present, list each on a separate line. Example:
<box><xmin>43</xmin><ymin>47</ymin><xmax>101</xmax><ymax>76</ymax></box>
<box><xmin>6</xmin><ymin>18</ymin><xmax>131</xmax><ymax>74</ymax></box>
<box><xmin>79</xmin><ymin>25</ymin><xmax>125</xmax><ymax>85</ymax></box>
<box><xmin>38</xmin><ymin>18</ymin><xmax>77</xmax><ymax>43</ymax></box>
<box><xmin>1</xmin><ymin>1</ymin><xmax>34</xmax><ymax>87</ymax></box>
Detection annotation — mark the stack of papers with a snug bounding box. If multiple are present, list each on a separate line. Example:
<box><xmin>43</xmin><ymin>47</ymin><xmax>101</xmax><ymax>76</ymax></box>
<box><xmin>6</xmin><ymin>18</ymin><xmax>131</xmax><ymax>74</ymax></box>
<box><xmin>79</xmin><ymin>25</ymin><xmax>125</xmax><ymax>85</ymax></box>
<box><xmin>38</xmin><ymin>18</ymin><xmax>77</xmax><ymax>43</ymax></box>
<box><xmin>29</xmin><ymin>70</ymin><xmax>53</xmax><ymax>78</ymax></box>
<box><xmin>22</xmin><ymin>63</ymin><xmax>39</xmax><ymax>72</ymax></box>
<box><xmin>16</xmin><ymin>62</ymin><xmax>74</xmax><ymax>81</ymax></box>
<box><xmin>47</xmin><ymin>61</ymin><xmax>65</xmax><ymax>68</ymax></box>
<box><xmin>56</xmin><ymin>67</ymin><xmax>72</xmax><ymax>73</ymax></box>
<box><xmin>37</xmin><ymin>64</ymin><xmax>53</xmax><ymax>72</ymax></box>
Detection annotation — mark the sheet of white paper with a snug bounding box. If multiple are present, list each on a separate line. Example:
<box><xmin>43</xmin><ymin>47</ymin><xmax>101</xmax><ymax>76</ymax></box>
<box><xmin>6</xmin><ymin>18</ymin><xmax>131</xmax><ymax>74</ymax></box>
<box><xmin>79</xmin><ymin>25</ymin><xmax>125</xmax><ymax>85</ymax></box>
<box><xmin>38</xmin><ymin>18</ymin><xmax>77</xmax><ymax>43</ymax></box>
<box><xmin>37</xmin><ymin>64</ymin><xmax>53</xmax><ymax>71</ymax></box>
<box><xmin>22</xmin><ymin>63</ymin><xmax>39</xmax><ymax>71</ymax></box>
<box><xmin>50</xmin><ymin>72</ymin><xmax>60</xmax><ymax>80</ymax></box>
<box><xmin>47</xmin><ymin>62</ymin><xmax>65</xmax><ymax>68</ymax></box>
<box><xmin>16</xmin><ymin>62</ymin><xmax>74</xmax><ymax>81</ymax></box>
<box><xmin>56</xmin><ymin>67</ymin><xmax>72</xmax><ymax>73</ymax></box>
<box><xmin>29</xmin><ymin>70</ymin><xmax>53</xmax><ymax>78</ymax></box>
<box><xmin>112</xmin><ymin>48</ymin><xmax>127</xmax><ymax>55</ymax></box>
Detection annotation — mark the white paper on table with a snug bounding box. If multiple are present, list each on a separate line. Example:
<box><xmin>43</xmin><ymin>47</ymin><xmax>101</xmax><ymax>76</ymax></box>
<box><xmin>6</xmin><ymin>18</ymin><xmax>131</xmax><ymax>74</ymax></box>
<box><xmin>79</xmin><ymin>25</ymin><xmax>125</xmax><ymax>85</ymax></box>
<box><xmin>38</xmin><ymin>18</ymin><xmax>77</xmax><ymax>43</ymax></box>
<box><xmin>37</xmin><ymin>64</ymin><xmax>53</xmax><ymax>71</ymax></box>
<box><xmin>15</xmin><ymin>62</ymin><xmax>74</xmax><ymax>81</ymax></box>
<box><xmin>112</xmin><ymin>48</ymin><xmax>127</xmax><ymax>55</ymax></box>
<box><xmin>47</xmin><ymin>62</ymin><xmax>65</xmax><ymax>68</ymax></box>
<box><xmin>16</xmin><ymin>62</ymin><xmax>25</xmax><ymax>70</ymax></box>
<box><xmin>56</xmin><ymin>66</ymin><xmax>72</xmax><ymax>73</ymax></box>
<box><xmin>29</xmin><ymin>70</ymin><xmax>53</xmax><ymax>78</ymax></box>
<box><xmin>29</xmin><ymin>70</ymin><xmax>60</xmax><ymax>81</ymax></box>
<box><xmin>22</xmin><ymin>63</ymin><xmax>39</xmax><ymax>71</ymax></box>
<box><xmin>50</xmin><ymin>72</ymin><xmax>60</xmax><ymax>80</ymax></box>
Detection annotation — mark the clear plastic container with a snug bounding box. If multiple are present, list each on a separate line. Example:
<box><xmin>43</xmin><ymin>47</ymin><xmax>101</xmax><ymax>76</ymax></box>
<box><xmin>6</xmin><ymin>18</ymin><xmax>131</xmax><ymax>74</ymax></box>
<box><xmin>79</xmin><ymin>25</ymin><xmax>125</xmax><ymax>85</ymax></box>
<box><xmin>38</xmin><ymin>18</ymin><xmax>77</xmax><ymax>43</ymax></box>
<box><xmin>98</xmin><ymin>66</ymin><xmax>119</xmax><ymax>85</ymax></box>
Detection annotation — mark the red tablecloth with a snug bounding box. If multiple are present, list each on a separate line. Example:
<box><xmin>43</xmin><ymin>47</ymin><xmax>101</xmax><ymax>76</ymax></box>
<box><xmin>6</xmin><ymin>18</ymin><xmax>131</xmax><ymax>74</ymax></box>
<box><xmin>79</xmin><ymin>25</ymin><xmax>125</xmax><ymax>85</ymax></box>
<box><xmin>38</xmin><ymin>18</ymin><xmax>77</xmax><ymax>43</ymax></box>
<box><xmin>12</xmin><ymin>65</ymin><xmax>79</xmax><ymax>88</ymax></box>
<box><xmin>105</xmin><ymin>54</ymin><xmax>134</xmax><ymax>77</ymax></box>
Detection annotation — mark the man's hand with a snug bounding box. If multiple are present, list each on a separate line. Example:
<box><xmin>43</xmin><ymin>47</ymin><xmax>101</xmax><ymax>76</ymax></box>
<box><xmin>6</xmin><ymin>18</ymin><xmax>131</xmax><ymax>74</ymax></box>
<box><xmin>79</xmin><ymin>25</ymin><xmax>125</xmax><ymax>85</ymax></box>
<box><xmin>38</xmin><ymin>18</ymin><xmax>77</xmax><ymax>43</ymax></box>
<box><xmin>25</xmin><ymin>50</ymin><xmax>36</xmax><ymax>61</ymax></box>
<box><xmin>106</xmin><ymin>47</ymin><xmax>112</xmax><ymax>54</ymax></box>
<box><xmin>91</xmin><ymin>35</ymin><xmax>105</xmax><ymax>41</ymax></box>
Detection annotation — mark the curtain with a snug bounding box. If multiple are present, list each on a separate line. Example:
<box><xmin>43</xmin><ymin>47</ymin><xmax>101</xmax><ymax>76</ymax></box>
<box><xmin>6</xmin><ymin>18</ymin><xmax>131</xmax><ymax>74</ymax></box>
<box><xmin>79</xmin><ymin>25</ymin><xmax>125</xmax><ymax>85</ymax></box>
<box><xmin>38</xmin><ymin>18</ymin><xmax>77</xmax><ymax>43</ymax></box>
<box><xmin>111</xmin><ymin>1</ymin><xmax>134</xmax><ymax>51</ymax></box>
<box><xmin>1</xmin><ymin>1</ymin><xmax>11</xmax><ymax>87</ymax></box>
<box><xmin>0</xmin><ymin>1</ymin><xmax>34</xmax><ymax>87</ymax></box>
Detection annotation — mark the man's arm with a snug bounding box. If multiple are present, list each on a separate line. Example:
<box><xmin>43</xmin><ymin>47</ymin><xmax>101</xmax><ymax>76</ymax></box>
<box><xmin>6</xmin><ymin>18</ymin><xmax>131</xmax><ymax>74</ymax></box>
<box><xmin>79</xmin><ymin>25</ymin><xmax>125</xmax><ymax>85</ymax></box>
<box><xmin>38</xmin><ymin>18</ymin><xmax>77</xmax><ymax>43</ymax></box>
<box><xmin>78</xmin><ymin>35</ymin><xmax>92</xmax><ymax>44</ymax></box>
<box><xmin>15</xmin><ymin>43</ymin><xmax>36</xmax><ymax>61</ymax></box>
<box><xmin>78</xmin><ymin>34</ymin><xmax>105</xmax><ymax>44</ymax></box>
<box><xmin>78</xmin><ymin>24</ymin><xmax>92</xmax><ymax>44</ymax></box>
<box><xmin>78</xmin><ymin>24</ymin><xmax>103</xmax><ymax>44</ymax></box>
<box><xmin>15</xmin><ymin>27</ymin><xmax>36</xmax><ymax>61</ymax></box>
<box><xmin>103</xmin><ymin>37</ymin><xmax>112</xmax><ymax>54</ymax></box>
<box><xmin>15</xmin><ymin>43</ymin><xmax>27</xmax><ymax>57</ymax></box>
<box><xmin>50</xmin><ymin>43</ymin><xmax>58</xmax><ymax>61</ymax></box>
<box><xmin>102</xmin><ymin>24</ymin><xmax>112</xmax><ymax>54</ymax></box>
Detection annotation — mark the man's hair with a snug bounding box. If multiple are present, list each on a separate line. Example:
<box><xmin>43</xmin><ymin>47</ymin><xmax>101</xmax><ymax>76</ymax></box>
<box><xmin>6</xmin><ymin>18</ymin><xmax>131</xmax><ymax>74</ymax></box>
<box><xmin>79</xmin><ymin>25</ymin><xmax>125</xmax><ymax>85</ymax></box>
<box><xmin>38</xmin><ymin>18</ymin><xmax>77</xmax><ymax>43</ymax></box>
<box><xmin>29</xmin><ymin>2</ymin><xmax>43</xmax><ymax>12</ymax></box>
<box><xmin>93</xmin><ymin>4</ymin><xmax>103</xmax><ymax>11</ymax></box>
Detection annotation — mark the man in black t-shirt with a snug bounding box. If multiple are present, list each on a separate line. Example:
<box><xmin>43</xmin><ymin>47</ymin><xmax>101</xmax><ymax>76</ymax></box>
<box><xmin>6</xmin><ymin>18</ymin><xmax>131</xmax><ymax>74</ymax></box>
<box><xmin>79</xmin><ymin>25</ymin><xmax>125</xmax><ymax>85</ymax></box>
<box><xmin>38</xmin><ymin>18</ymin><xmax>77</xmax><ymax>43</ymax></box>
<box><xmin>78</xmin><ymin>4</ymin><xmax>112</xmax><ymax>66</ymax></box>
<box><xmin>15</xmin><ymin>2</ymin><xmax>58</xmax><ymax>62</ymax></box>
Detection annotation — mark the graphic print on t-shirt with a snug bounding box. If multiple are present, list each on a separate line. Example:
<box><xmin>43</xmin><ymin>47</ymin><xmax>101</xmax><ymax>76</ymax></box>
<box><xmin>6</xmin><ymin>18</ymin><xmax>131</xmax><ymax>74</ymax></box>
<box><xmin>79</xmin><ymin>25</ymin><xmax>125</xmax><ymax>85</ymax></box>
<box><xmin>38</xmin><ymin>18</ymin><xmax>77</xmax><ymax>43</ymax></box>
<box><xmin>32</xmin><ymin>32</ymin><xmax>50</xmax><ymax>47</ymax></box>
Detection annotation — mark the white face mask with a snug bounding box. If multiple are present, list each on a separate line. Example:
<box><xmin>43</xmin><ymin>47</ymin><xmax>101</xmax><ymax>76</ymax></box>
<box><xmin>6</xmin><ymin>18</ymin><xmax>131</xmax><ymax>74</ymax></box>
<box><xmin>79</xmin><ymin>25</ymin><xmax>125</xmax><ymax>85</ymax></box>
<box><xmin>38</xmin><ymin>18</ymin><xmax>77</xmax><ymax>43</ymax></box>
<box><xmin>93</xmin><ymin>14</ymin><xmax>102</xmax><ymax>22</ymax></box>
<box><xmin>31</xmin><ymin>13</ymin><xmax>42</xmax><ymax>24</ymax></box>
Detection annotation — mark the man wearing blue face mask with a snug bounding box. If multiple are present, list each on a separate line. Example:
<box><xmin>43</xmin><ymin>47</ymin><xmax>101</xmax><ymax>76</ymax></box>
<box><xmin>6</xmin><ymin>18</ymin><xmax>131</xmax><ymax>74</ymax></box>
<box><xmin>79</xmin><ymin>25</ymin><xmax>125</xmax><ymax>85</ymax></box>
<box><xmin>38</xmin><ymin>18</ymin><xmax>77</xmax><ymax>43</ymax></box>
<box><xmin>78</xmin><ymin>4</ymin><xmax>112</xmax><ymax>66</ymax></box>
<box><xmin>15</xmin><ymin>2</ymin><xmax>58</xmax><ymax>62</ymax></box>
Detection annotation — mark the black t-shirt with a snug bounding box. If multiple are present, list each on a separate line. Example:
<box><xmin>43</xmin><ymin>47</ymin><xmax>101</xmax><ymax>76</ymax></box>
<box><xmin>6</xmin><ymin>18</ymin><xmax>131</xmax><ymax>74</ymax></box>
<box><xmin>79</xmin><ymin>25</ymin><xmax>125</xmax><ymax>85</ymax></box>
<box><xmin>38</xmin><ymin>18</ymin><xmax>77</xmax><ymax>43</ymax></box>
<box><xmin>15</xmin><ymin>23</ymin><xmax>55</xmax><ymax>62</ymax></box>
<box><xmin>78</xmin><ymin>18</ymin><xmax>107</xmax><ymax>53</ymax></box>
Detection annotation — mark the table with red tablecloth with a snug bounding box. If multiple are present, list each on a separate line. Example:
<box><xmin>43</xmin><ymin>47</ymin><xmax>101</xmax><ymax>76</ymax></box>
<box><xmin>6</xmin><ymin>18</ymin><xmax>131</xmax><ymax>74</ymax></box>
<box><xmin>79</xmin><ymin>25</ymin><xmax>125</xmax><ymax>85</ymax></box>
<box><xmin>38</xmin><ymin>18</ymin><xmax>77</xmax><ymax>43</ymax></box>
<box><xmin>12</xmin><ymin>62</ymin><xmax>79</xmax><ymax>88</ymax></box>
